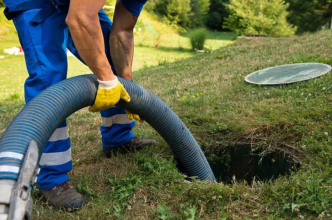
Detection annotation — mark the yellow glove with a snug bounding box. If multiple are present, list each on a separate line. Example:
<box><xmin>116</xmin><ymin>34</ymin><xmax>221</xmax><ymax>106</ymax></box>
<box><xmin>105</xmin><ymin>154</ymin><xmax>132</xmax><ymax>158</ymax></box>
<box><xmin>125</xmin><ymin>110</ymin><xmax>144</xmax><ymax>123</ymax></box>
<box><xmin>89</xmin><ymin>77</ymin><xmax>131</xmax><ymax>112</ymax></box>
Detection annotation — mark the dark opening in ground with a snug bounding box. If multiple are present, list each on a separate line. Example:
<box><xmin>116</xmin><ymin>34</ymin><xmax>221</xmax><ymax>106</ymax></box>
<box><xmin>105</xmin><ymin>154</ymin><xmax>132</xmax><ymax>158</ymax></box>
<box><xmin>178</xmin><ymin>138</ymin><xmax>301</xmax><ymax>184</ymax></box>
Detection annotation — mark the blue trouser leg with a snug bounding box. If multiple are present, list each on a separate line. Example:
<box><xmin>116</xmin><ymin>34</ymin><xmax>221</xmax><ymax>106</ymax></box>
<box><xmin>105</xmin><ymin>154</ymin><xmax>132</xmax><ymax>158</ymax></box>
<box><xmin>100</xmin><ymin>107</ymin><xmax>135</xmax><ymax>148</ymax></box>
<box><xmin>13</xmin><ymin>8</ymin><xmax>72</xmax><ymax>189</ymax></box>
<box><xmin>67</xmin><ymin>10</ymin><xmax>135</xmax><ymax>149</ymax></box>
<box><xmin>13</xmin><ymin>8</ymin><xmax>135</xmax><ymax>190</ymax></box>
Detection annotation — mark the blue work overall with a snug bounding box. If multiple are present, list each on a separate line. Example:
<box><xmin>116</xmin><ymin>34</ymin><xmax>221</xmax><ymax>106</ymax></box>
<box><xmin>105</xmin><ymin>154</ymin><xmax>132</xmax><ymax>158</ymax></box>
<box><xmin>3</xmin><ymin>0</ymin><xmax>147</xmax><ymax>189</ymax></box>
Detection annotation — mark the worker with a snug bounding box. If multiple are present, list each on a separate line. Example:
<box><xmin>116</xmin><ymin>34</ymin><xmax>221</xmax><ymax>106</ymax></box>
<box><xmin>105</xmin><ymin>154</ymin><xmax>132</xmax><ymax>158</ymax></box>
<box><xmin>3</xmin><ymin>0</ymin><xmax>157</xmax><ymax>210</ymax></box>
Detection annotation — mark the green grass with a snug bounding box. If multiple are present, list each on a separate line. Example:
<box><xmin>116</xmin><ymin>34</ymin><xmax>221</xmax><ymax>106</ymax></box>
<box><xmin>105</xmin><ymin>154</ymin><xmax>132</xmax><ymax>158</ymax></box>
<box><xmin>0</xmin><ymin>10</ymin><xmax>18</xmax><ymax>53</ymax></box>
<box><xmin>132</xmin><ymin>30</ymin><xmax>235</xmax><ymax>70</ymax></box>
<box><xmin>2</xmin><ymin>8</ymin><xmax>332</xmax><ymax>219</ymax></box>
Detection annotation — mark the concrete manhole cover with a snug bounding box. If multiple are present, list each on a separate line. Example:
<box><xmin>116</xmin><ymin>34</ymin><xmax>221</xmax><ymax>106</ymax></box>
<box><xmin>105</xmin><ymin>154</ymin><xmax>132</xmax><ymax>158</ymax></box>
<box><xmin>245</xmin><ymin>63</ymin><xmax>332</xmax><ymax>85</ymax></box>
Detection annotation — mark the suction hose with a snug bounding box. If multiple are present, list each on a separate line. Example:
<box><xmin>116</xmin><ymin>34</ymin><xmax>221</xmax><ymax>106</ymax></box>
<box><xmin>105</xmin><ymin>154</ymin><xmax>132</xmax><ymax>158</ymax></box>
<box><xmin>0</xmin><ymin>75</ymin><xmax>215</xmax><ymax>219</ymax></box>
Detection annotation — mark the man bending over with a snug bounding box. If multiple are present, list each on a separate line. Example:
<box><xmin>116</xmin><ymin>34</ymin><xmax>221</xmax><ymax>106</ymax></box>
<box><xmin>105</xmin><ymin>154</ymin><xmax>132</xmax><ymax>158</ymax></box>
<box><xmin>3</xmin><ymin>0</ymin><xmax>156</xmax><ymax>210</ymax></box>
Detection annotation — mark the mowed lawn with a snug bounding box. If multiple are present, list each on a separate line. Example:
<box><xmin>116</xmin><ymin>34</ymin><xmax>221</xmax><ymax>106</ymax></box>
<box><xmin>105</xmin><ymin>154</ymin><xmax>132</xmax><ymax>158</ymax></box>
<box><xmin>1</xmin><ymin>11</ymin><xmax>332</xmax><ymax>219</ymax></box>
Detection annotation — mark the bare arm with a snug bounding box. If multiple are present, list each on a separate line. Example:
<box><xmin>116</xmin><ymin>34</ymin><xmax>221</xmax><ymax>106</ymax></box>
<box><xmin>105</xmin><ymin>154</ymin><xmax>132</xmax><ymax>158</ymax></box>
<box><xmin>109</xmin><ymin>0</ymin><xmax>138</xmax><ymax>80</ymax></box>
<box><xmin>66</xmin><ymin>0</ymin><xmax>116</xmax><ymax>81</ymax></box>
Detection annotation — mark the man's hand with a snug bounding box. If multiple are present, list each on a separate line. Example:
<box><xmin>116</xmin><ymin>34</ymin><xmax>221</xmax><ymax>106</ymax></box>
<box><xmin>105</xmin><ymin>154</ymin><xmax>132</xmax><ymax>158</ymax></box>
<box><xmin>89</xmin><ymin>77</ymin><xmax>131</xmax><ymax>112</ymax></box>
<box><xmin>90</xmin><ymin>79</ymin><xmax>144</xmax><ymax>123</ymax></box>
<box><xmin>125</xmin><ymin>110</ymin><xmax>144</xmax><ymax>123</ymax></box>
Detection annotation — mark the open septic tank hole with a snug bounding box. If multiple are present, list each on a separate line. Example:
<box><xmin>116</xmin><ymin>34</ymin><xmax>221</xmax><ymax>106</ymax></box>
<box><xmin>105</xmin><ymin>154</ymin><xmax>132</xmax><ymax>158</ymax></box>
<box><xmin>179</xmin><ymin>138</ymin><xmax>301</xmax><ymax>184</ymax></box>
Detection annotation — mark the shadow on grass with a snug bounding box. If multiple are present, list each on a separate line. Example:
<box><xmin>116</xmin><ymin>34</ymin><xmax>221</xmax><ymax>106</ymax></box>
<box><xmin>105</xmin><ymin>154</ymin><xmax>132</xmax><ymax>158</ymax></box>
<box><xmin>180</xmin><ymin>30</ymin><xmax>237</xmax><ymax>41</ymax></box>
<box><xmin>136</xmin><ymin>44</ymin><xmax>194</xmax><ymax>53</ymax></box>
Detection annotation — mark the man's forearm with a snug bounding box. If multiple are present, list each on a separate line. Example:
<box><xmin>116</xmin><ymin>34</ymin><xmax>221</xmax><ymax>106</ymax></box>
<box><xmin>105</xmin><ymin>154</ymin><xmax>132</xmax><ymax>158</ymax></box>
<box><xmin>66</xmin><ymin>0</ymin><xmax>116</xmax><ymax>81</ymax></box>
<box><xmin>109</xmin><ymin>30</ymin><xmax>134</xmax><ymax>79</ymax></box>
<box><xmin>109</xmin><ymin>0</ymin><xmax>138</xmax><ymax>80</ymax></box>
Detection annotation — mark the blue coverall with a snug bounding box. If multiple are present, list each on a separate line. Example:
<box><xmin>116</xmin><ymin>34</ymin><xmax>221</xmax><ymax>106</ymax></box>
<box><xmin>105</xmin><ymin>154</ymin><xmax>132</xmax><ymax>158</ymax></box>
<box><xmin>3</xmin><ymin>0</ymin><xmax>147</xmax><ymax>190</ymax></box>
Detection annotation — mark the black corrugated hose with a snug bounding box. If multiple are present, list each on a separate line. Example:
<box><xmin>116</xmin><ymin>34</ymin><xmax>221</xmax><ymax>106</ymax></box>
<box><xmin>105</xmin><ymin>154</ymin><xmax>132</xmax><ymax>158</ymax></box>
<box><xmin>0</xmin><ymin>75</ymin><xmax>216</xmax><ymax>183</ymax></box>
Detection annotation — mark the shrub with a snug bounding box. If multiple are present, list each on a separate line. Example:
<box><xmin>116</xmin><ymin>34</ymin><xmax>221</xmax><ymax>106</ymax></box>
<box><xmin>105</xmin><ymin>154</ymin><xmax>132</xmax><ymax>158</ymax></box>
<box><xmin>189</xmin><ymin>29</ymin><xmax>207</xmax><ymax>50</ymax></box>
<box><xmin>225</xmin><ymin>0</ymin><xmax>296</xmax><ymax>36</ymax></box>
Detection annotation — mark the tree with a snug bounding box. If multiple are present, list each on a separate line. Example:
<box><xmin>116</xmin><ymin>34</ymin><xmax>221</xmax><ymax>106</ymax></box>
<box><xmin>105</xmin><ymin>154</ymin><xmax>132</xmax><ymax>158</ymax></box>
<box><xmin>165</xmin><ymin>0</ymin><xmax>191</xmax><ymax>27</ymax></box>
<box><xmin>286</xmin><ymin>0</ymin><xmax>332</xmax><ymax>34</ymax></box>
<box><xmin>190</xmin><ymin>0</ymin><xmax>210</xmax><ymax>27</ymax></box>
<box><xmin>145</xmin><ymin>0</ymin><xmax>170</xmax><ymax>16</ymax></box>
<box><xmin>145</xmin><ymin>0</ymin><xmax>210</xmax><ymax>28</ymax></box>
<box><xmin>206</xmin><ymin>0</ymin><xmax>230</xmax><ymax>31</ymax></box>
<box><xmin>225</xmin><ymin>0</ymin><xmax>296</xmax><ymax>36</ymax></box>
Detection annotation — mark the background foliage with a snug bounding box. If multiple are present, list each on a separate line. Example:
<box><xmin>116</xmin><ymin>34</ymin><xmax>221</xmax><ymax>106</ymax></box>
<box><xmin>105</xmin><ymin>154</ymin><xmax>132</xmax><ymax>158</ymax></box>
<box><xmin>144</xmin><ymin>0</ymin><xmax>332</xmax><ymax>35</ymax></box>
<box><xmin>145</xmin><ymin>0</ymin><xmax>210</xmax><ymax>28</ymax></box>
<box><xmin>285</xmin><ymin>0</ymin><xmax>332</xmax><ymax>34</ymax></box>
<box><xmin>165</xmin><ymin>0</ymin><xmax>192</xmax><ymax>27</ymax></box>
<box><xmin>3</xmin><ymin>0</ymin><xmax>332</xmax><ymax>35</ymax></box>
<box><xmin>206</xmin><ymin>0</ymin><xmax>229</xmax><ymax>31</ymax></box>
<box><xmin>225</xmin><ymin>0</ymin><xmax>296</xmax><ymax>36</ymax></box>
<box><xmin>190</xmin><ymin>0</ymin><xmax>210</xmax><ymax>28</ymax></box>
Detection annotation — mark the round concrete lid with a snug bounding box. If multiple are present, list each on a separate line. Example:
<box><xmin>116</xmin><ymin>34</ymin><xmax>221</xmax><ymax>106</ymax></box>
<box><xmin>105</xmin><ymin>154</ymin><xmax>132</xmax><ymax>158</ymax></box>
<box><xmin>245</xmin><ymin>63</ymin><xmax>332</xmax><ymax>85</ymax></box>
